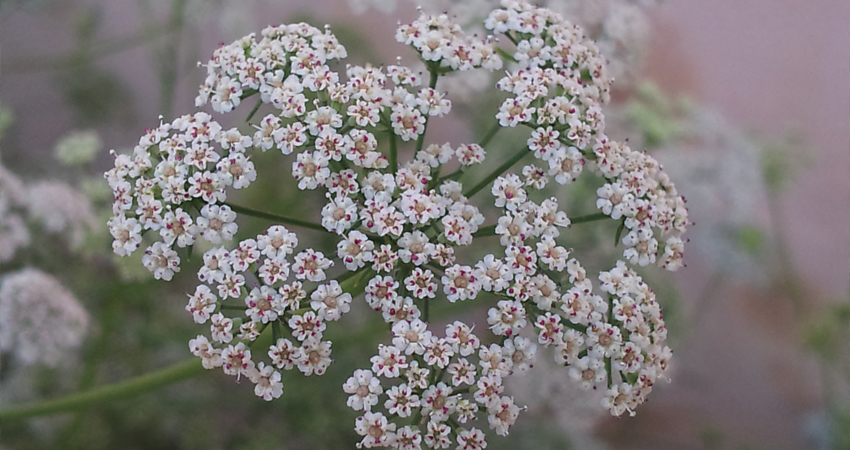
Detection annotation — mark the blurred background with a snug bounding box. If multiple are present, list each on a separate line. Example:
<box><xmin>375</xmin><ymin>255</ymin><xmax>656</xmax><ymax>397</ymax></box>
<box><xmin>1</xmin><ymin>0</ymin><xmax>848</xmax><ymax>449</ymax></box>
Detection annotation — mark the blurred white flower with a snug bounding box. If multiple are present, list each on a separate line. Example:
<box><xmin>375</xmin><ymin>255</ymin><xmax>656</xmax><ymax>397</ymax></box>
<box><xmin>54</xmin><ymin>130</ymin><xmax>102</xmax><ymax>166</ymax></box>
<box><xmin>0</xmin><ymin>269</ymin><xmax>89</xmax><ymax>367</ymax></box>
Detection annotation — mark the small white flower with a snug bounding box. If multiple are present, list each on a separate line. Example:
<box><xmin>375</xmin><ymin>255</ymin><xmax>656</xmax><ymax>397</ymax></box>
<box><xmin>258</xmin><ymin>225</ymin><xmax>298</xmax><ymax>258</ymax></box>
<box><xmin>337</xmin><ymin>231</ymin><xmax>375</xmax><ymax>270</ymax></box>
<box><xmin>292</xmin><ymin>249</ymin><xmax>332</xmax><ymax>282</ymax></box>
<box><xmin>142</xmin><ymin>242</ymin><xmax>181</xmax><ymax>280</ymax></box>
<box><xmin>321</xmin><ymin>195</ymin><xmax>358</xmax><ymax>234</ymax></box>
<box><xmin>486</xmin><ymin>300</ymin><xmax>526</xmax><ymax>337</ymax></box>
<box><xmin>310</xmin><ymin>280</ymin><xmax>352</xmax><ymax>321</ymax></box>
<box><xmin>343</xmin><ymin>369</ymin><xmax>383</xmax><ymax>412</ymax></box>
<box><xmin>245</xmin><ymin>285</ymin><xmax>284</xmax><ymax>323</ymax></box>
<box><xmin>268</xmin><ymin>334</ymin><xmax>304</xmax><ymax>367</ymax></box>
<box><xmin>186</xmin><ymin>285</ymin><xmax>217</xmax><ymax>324</ymax></box>
<box><xmin>441</xmin><ymin>265</ymin><xmax>480</xmax><ymax>302</ymax></box>
<box><xmin>197</xmin><ymin>204</ymin><xmax>238</xmax><ymax>244</ymax></box>
<box><xmin>189</xmin><ymin>335</ymin><xmax>222</xmax><ymax>369</ymax></box>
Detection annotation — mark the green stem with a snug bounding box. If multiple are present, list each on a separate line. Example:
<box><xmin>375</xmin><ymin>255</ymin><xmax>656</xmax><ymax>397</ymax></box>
<box><xmin>389</xmin><ymin>131</ymin><xmax>398</xmax><ymax>172</ymax></box>
<box><xmin>0</xmin><ymin>359</ymin><xmax>205</xmax><ymax>422</ymax></box>
<box><xmin>473</xmin><ymin>224</ymin><xmax>498</xmax><ymax>238</ymax></box>
<box><xmin>224</xmin><ymin>202</ymin><xmax>329</xmax><ymax>233</ymax></box>
<box><xmin>246</xmin><ymin>98</ymin><xmax>262</xmax><ymax>123</ymax></box>
<box><xmin>1</xmin><ymin>267</ymin><xmax>376</xmax><ymax>423</ymax></box>
<box><xmin>570</xmin><ymin>212</ymin><xmax>609</xmax><ymax>224</ymax></box>
<box><xmin>463</xmin><ymin>147</ymin><xmax>529</xmax><ymax>198</ymax></box>
<box><xmin>494</xmin><ymin>46</ymin><xmax>518</xmax><ymax>64</ymax></box>
<box><xmin>477</xmin><ymin>122</ymin><xmax>501</xmax><ymax>148</ymax></box>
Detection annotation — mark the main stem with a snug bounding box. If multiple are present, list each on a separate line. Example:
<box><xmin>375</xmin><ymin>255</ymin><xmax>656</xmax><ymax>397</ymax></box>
<box><xmin>225</xmin><ymin>202</ymin><xmax>329</xmax><ymax>233</ymax></box>
<box><xmin>2</xmin><ymin>268</ymin><xmax>374</xmax><ymax>422</ymax></box>
<box><xmin>0</xmin><ymin>359</ymin><xmax>205</xmax><ymax>422</ymax></box>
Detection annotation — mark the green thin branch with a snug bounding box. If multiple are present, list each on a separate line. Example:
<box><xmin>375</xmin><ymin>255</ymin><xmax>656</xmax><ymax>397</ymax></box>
<box><xmin>473</xmin><ymin>224</ymin><xmax>498</xmax><ymax>238</ymax></box>
<box><xmin>463</xmin><ymin>147</ymin><xmax>529</xmax><ymax>198</ymax></box>
<box><xmin>224</xmin><ymin>202</ymin><xmax>329</xmax><ymax>233</ymax></box>
<box><xmin>477</xmin><ymin>122</ymin><xmax>501</xmax><ymax>148</ymax></box>
<box><xmin>570</xmin><ymin>212</ymin><xmax>609</xmax><ymax>224</ymax></box>
<box><xmin>389</xmin><ymin>131</ymin><xmax>398</xmax><ymax>172</ymax></box>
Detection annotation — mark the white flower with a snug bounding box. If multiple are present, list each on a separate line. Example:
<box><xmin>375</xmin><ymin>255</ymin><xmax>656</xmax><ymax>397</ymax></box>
<box><xmin>447</xmin><ymin>358</ymin><xmax>477</xmax><ymax>386</ymax></box>
<box><xmin>288</xmin><ymin>311</ymin><xmax>326</xmax><ymax>341</ymax></box>
<box><xmin>160</xmin><ymin>207</ymin><xmax>197</xmax><ymax>248</ymax></box>
<box><xmin>298</xmin><ymin>338</ymin><xmax>333</xmax><ymax>376</ymax></box>
<box><xmin>268</xmin><ymin>337</ymin><xmax>304</xmax><ymax>370</ymax></box>
<box><xmin>336</xmin><ymin>231</ymin><xmax>374</xmax><ymax>271</ymax></box>
<box><xmin>456</xmin><ymin>427</ymin><xmax>487</xmax><ymax>450</ymax></box>
<box><xmin>622</xmin><ymin>227</ymin><xmax>658</xmax><ymax>266</ymax></box>
<box><xmin>365</xmin><ymin>275</ymin><xmax>399</xmax><ymax>310</ymax></box>
<box><xmin>292</xmin><ymin>249</ymin><xmax>332</xmax><ymax>282</ymax></box>
<box><xmin>502</xmin><ymin>336</ymin><xmax>537</xmax><ymax>374</ymax></box>
<box><xmin>189</xmin><ymin>335</ymin><xmax>222</xmax><ymax>369</ymax></box>
<box><xmin>456</xmin><ymin>143</ymin><xmax>485</xmax><ymax>166</ymax></box>
<box><xmin>197</xmin><ymin>204</ymin><xmax>238</xmax><ymax>243</ymax></box>
<box><xmin>527</xmin><ymin>126</ymin><xmax>561</xmax><ymax>161</ymax></box>
<box><xmin>216</xmin><ymin>152</ymin><xmax>257</xmax><ymax>189</ymax></box>
<box><xmin>371</xmin><ymin>244</ymin><xmax>399</xmax><ymax>273</ymax></box>
<box><xmin>381</xmin><ymin>296</ymin><xmax>421</xmax><ymax>324</ymax></box>
<box><xmin>568</xmin><ymin>355</ymin><xmax>606</xmax><ymax>390</ymax></box>
<box><xmin>321</xmin><ymin>194</ymin><xmax>358</xmax><ymax>234</ymax></box>
<box><xmin>487</xmin><ymin>396</ymin><xmax>520</xmax><ymax>436</ymax></box>
<box><xmin>258</xmin><ymin>256</ymin><xmax>290</xmax><ymax>285</ymax></box>
<box><xmin>548</xmin><ymin>146</ymin><xmax>584</xmax><ymax>184</ymax></box>
<box><xmin>384</xmin><ymin>383</ymin><xmax>420</xmax><ymax>418</ymax></box>
<box><xmin>216</xmin><ymin>272</ymin><xmax>246</xmax><ymax>300</ymax></box>
<box><xmin>292</xmin><ymin>151</ymin><xmax>330</xmax><ymax>190</ymax></box>
<box><xmin>417</xmin><ymin>143</ymin><xmax>453</xmax><ymax>167</ymax></box>
<box><xmin>392</xmin><ymin>319</ymin><xmax>433</xmax><ymax>356</ymax></box>
<box><xmin>249</xmin><ymin>362</ymin><xmax>284</xmax><ymax>401</ymax></box>
<box><xmin>109</xmin><ymin>216</ymin><xmax>142</xmax><ymax>256</ymax></box>
<box><xmin>186</xmin><ymin>285</ymin><xmax>217</xmax><ymax>324</ymax></box>
<box><xmin>404</xmin><ymin>268</ymin><xmax>437</xmax><ymax>299</ymax></box>
<box><xmin>343</xmin><ymin>369</ymin><xmax>383</xmax><ymax>412</ymax></box>
<box><xmin>491</xmin><ymin>174</ymin><xmax>527</xmax><ymax>210</ymax></box>
<box><xmin>487</xmin><ymin>300</ymin><xmax>526</xmax><ymax>337</ymax></box>
<box><xmin>504</xmin><ymin>245</ymin><xmax>537</xmax><ymax>277</ymax></box>
<box><xmin>142</xmin><ymin>242</ymin><xmax>181</xmax><ymax>280</ymax></box>
<box><xmin>187</xmin><ymin>171</ymin><xmax>226</xmax><ymax>203</ymax></box>
<box><xmin>258</xmin><ymin>225</ymin><xmax>298</xmax><ymax>258</ymax></box>
<box><xmin>245</xmin><ymin>286</ymin><xmax>284</xmax><ymax>323</ymax></box>
<box><xmin>221</xmin><ymin>342</ymin><xmax>254</xmax><ymax>378</ymax></box>
<box><xmin>441</xmin><ymin>265</ymin><xmax>480</xmax><ymax>302</ymax></box>
<box><xmin>370</xmin><ymin>344</ymin><xmax>408</xmax><ymax>378</ymax></box>
<box><xmin>390</xmin><ymin>103</ymin><xmax>426</xmax><ymax>141</ymax></box>
<box><xmin>416</xmin><ymin>88</ymin><xmax>451</xmax><ymax>116</ymax></box>
<box><xmin>536</xmin><ymin>235</ymin><xmax>570</xmax><ymax>271</ymax></box>
<box><xmin>310</xmin><ymin>280</ymin><xmax>352</xmax><ymax>321</ymax></box>
<box><xmin>397</xmin><ymin>231</ymin><xmax>435</xmax><ymax>265</ymax></box>
<box><xmin>354</xmin><ymin>411</ymin><xmax>396</xmax><ymax>448</ymax></box>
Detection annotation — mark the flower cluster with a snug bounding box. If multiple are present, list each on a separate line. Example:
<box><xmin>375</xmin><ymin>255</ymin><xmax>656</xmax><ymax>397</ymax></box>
<box><xmin>396</xmin><ymin>12</ymin><xmax>502</xmax><ymax>72</ymax></box>
<box><xmin>105</xmin><ymin>112</ymin><xmax>255</xmax><ymax>279</ymax></box>
<box><xmin>485</xmin><ymin>0</ymin><xmax>688</xmax><ymax>271</ymax></box>
<box><xmin>106</xmin><ymin>2</ymin><xmax>690</xmax><ymax>445</ymax></box>
<box><xmin>347</xmin><ymin>320</ymin><xmax>531</xmax><ymax>449</ymax></box>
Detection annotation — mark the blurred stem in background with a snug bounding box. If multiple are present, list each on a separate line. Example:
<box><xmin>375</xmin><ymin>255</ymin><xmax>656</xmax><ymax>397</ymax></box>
<box><xmin>139</xmin><ymin>0</ymin><xmax>188</xmax><ymax>120</ymax></box>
